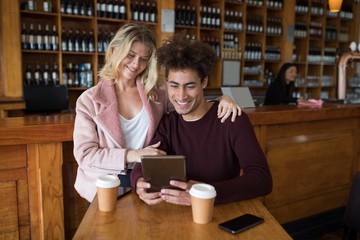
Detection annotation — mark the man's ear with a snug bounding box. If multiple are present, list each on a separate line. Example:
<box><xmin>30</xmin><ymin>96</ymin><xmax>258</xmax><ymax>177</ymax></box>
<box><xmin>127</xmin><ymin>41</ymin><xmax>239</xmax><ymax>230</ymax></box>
<box><xmin>202</xmin><ymin>76</ymin><xmax>208</xmax><ymax>89</ymax></box>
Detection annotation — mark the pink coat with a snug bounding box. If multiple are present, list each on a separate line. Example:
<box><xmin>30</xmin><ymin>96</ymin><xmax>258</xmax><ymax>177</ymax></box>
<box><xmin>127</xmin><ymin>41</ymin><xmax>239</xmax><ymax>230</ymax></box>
<box><xmin>73</xmin><ymin>79</ymin><xmax>168</xmax><ymax>202</ymax></box>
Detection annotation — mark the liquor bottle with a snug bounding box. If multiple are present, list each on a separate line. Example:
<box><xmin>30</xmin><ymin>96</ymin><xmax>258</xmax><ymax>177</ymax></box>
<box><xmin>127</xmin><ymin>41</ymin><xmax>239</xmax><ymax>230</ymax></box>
<box><xmin>73</xmin><ymin>64</ymin><xmax>79</xmax><ymax>87</ymax></box>
<box><xmin>88</xmin><ymin>31</ymin><xmax>95</xmax><ymax>52</ymax></box>
<box><xmin>79</xmin><ymin>64</ymin><xmax>87</xmax><ymax>87</ymax></box>
<box><xmin>34</xmin><ymin>63</ymin><xmax>42</xmax><ymax>86</ymax></box>
<box><xmin>144</xmin><ymin>2</ymin><xmax>150</xmax><ymax>22</ymax></box>
<box><xmin>139</xmin><ymin>2</ymin><xmax>145</xmax><ymax>21</ymax></box>
<box><xmin>67</xmin><ymin>28</ymin><xmax>74</xmax><ymax>52</ymax></box>
<box><xmin>81</xmin><ymin>30</ymin><xmax>88</xmax><ymax>52</ymax></box>
<box><xmin>87</xmin><ymin>0</ymin><xmax>94</xmax><ymax>16</ymax></box>
<box><xmin>51</xmin><ymin>25</ymin><xmax>58</xmax><ymax>50</ymax></box>
<box><xmin>43</xmin><ymin>62</ymin><xmax>50</xmax><ymax>85</ymax></box>
<box><xmin>150</xmin><ymin>3</ymin><xmax>157</xmax><ymax>22</ymax></box>
<box><xmin>43</xmin><ymin>0</ymin><xmax>52</xmax><ymax>12</ymax></box>
<box><xmin>73</xmin><ymin>1</ymin><xmax>79</xmax><ymax>15</ymax></box>
<box><xmin>52</xmin><ymin>63</ymin><xmax>59</xmax><ymax>85</ymax></box>
<box><xmin>29</xmin><ymin>23</ymin><xmax>36</xmax><ymax>50</ymax></box>
<box><xmin>190</xmin><ymin>6</ymin><xmax>196</xmax><ymax>26</ymax></box>
<box><xmin>98</xmin><ymin>29</ymin><xmax>104</xmax><ymax>53</ymax></box>
<box><xmin>80</xmin><ymin>1</ymin><xmax>86</xmax><ymax>16</ymax></box>
<box><xmin>21</xmin><ymin>23</ymin><xmax>29</xmax><ymax>49</ymax></box>
<box><xmin>66</xmin><ymin>0</ymin><xmax>73</xmax><ymax>14</ymax></box>
<box><xmin>100</xmin><ymin>0</ymin><xmax>107</xmax><ymax>17</ymax></box>
<box><xmin>132</xmin><ymin>2</ymin><xmax>139</xmax><ymax>21</ymax></box>
<box><xmin>113</xmin><ymin>0</ymin><xmax>120</xmax><ymax>19</ymax></box>
<box><xmin>66</xmin><ymin>63</ymin><xmax>74</xmax><ymax>87</ymax></box>
<box><xmin>74</xmin><ymin>29</ymin><xmax>81</xmax><ymax>52</ymax></box>
<box><xmin>27</xmin><ymin>0</ymin><xmax>37</xmax><ymax>11</ymax></box>
<box><xmin>44</xmin><ymin>24</ymin><xmax>51</xmax><ymax>50</ymax></box>
<box><xmin>119</xmin><ymin>0</ymin><xmax>126</xmax><ymax>19</ymax></box>
<box><xmin>61</xmin><ymin>28</ymin><xmax>67</xmax><ymax>51</ymax></box>
<box><xmin>36</xmin><ymin>23</ymin><xmax>44</xmax><ymax>50</ymax></box>
<box><xmin>85</xmin><ymin>63</ymin><xmax>93</xmax><ymax>87</ymax></box>
<box><xmin>60</xmin><ymin>0</ymin><xmax>65</xmax><ymax>13</ymax></box>
<box><xmin>107</xmin><ymin>0</ymin><xmax>114</xmax><ymax>18</ymax></box>
<box><xmin>25</xmin><ymin>64</ymin><xmax>33</xmax><ymax>85</ymax></box>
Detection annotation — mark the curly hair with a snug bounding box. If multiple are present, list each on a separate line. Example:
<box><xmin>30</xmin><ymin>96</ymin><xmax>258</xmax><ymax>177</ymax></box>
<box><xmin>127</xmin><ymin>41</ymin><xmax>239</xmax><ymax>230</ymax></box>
<box><xmin>98</xmin><ymin>23</ymin><xmax>159</xmax><ymax>102</ymax></box>
<box><xmin>156</xmin><ymin>33</ymin><xmax>217</xmax><ymax>82</ymax></box>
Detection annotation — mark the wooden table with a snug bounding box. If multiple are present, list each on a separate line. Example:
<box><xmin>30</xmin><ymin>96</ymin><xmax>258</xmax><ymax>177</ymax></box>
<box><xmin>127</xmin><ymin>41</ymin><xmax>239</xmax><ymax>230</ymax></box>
<box><xmin>73</xmin><ymin>192</ymin><xmax>292</xmax><ymax>239</ymax></box>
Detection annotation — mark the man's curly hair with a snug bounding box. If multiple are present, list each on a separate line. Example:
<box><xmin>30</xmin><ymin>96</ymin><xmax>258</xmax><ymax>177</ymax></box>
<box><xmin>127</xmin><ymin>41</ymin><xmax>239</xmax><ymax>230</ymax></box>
<box><xmin>156</xmin><ymin>33</ymin><xmax>217</xmax><ymax>82</ymax></box>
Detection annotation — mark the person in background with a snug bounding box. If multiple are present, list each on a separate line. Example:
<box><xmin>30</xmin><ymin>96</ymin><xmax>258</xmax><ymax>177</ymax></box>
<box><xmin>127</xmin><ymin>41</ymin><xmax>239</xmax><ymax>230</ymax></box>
<box><xmin>263</xmin><ymin>63</ymin><xmax>300</xmax><ymax>105</ymax></box>
<box><xmin>73</xmin><ymin>23</ymin><xmax>242</xmax><ymax>203</ymax></box>
<box><xmin>131</xmin><ymin>33</ymin><xmax>272</xmax><ymax>206</ymax></box>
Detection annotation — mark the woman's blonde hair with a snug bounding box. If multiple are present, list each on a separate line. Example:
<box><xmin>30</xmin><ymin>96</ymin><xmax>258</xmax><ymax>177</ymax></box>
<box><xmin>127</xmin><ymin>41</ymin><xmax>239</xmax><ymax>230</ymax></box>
<box><xmin>98</xmin><ymin>23</ymin><xmax>159</xmax><ymax>102</ymax></box>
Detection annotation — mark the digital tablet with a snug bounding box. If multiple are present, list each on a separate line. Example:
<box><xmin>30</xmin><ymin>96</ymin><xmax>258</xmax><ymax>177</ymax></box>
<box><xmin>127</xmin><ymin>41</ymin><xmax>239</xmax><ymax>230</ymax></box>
<box><xmin>141</xmin><ymin>155</ymin><xmax>187</xmax><ymax>193</ymax></box>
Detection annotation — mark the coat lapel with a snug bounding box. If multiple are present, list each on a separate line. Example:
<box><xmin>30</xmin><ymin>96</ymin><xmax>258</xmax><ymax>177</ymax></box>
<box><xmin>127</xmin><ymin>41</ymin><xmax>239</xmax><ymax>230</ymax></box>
<box><xmin>93</xmin><ymin>80</ymin><xmax>126</xmax><ymax>147</ymax></box>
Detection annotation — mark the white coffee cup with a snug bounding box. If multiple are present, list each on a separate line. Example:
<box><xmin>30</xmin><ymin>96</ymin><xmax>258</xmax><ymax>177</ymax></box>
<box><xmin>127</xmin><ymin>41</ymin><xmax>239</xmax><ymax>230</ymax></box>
<box><xmin>96</xmin><ymin>175</ymin><xmax>120</xmax><ymax>212</ymax></box>
<box><xmin>189</xmin><ymin>183</ymin><xmax>217</xmax><ymax>224</ymax></box>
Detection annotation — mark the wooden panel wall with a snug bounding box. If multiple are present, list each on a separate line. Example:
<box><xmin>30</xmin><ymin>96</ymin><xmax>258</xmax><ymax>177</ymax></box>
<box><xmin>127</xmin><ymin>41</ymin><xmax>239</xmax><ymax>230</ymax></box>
<box><xmin>0</xmin><ymin>0</ymin><xmax>22</xmax><ymax>97</ymax></box>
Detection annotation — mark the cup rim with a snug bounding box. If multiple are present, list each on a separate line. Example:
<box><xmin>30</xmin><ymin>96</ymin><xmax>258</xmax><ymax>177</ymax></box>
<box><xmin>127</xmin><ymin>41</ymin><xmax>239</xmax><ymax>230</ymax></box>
<box><xmin>96</xmin><ymin>174</ymin><xmax>121</xmax><ymax>188</ymax></box>
<box><xmin>189</xmin><ymin>183</ymin><xmax>217</xmax><ymax>199</ymax></box>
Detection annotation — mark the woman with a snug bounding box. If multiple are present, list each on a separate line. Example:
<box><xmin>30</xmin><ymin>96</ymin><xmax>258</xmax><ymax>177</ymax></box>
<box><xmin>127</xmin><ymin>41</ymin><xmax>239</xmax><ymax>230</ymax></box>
<box><xmin>73</xmin><ymin>23</ymin><xmax>241</xmax><ymax>202</ymax></box>
<box><xmin>263</xmin><ymin>63</ymin><xmax>299</xmax><ymax>105</ymax></box>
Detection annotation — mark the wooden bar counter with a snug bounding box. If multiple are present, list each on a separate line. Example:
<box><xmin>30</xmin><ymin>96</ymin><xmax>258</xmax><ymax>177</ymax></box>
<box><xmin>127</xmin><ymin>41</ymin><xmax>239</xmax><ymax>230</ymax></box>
<box><xmin>0</xmin><ymin>104</ymin><xmax>359</xmax><ymax>239</ymax></box>
<box><xmin>73</xmin><ymin>192</ymin><xmax>291</xmax><ymax>239</ymax></box>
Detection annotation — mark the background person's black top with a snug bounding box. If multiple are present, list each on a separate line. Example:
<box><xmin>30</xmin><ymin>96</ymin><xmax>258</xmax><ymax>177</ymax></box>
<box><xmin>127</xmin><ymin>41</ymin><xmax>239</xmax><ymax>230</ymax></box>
<box><xmin>263</xmin><ymin>80</ymin><xmax>298</xmax><ymax>105</ymax></box>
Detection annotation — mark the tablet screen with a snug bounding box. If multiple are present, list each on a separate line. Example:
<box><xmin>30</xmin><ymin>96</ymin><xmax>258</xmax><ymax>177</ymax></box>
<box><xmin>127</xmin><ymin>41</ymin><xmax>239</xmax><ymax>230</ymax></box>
<box><xmin>141</xmin><ymin>155</ymin><xmax>187</xmax><ymax>193</ymax></box>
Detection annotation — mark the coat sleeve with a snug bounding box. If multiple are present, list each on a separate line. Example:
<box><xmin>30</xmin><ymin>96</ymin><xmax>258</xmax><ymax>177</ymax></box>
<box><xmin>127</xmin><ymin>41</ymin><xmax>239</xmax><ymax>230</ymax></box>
<box><xmin>73</xmin><ymin>92</ymin><xmax>127</xmax><ymax>175</ymax></box>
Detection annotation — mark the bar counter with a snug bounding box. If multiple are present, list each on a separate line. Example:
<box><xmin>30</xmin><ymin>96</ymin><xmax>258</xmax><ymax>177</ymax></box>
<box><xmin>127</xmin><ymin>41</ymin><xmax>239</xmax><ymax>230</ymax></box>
<box><xmin>0</xmin><ymin>104</ymin><xmax>359</xmax><ymax>239</ymax></box>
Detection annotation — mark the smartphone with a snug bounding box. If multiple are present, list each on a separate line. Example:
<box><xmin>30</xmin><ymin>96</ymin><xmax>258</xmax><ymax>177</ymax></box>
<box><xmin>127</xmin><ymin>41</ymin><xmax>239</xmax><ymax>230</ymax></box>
<box><xmin>218</xmin><ymin>214</ymin><xmax>264</xmax><ymax>234</ymax></box>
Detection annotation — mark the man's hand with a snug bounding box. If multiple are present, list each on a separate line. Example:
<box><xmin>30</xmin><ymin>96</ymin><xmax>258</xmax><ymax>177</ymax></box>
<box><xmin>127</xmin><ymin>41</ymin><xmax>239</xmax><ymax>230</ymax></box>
<box><xmin>160</xmin><ymin>180</ymin><xmax>200</xmax><ymax>206</ymax></box>
<box><xmin>136</xmin><ymin>177</ymin><xmax>163</xmax><ymax>205</ymax></box>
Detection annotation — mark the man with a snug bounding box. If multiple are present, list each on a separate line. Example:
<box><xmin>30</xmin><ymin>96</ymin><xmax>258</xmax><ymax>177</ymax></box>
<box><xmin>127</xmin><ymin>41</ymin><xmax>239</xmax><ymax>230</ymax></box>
<box><xmin>130</xmin><ymin>33</ymin><xmax>272</xmax><ymax>206</ymax></box>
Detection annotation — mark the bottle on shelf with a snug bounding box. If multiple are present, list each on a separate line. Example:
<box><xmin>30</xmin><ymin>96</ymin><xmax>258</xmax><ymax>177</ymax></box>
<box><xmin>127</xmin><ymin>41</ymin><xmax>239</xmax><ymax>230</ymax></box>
<box><xmin>67</xmin><ymin>28</ymin><xmax>74</xmax><ymax>52</ymax></box>
<box><xmin>43</xmin><ymin>62</ymin><xmax>50</xmax><ymax>85</ymax></box>
<box><xmin>29</xmin><ymin>23</ymin><xmax>36</xmax><ymax>50</ymax></box>
<box><xmin>34</xmin><ymin>63</ymin><xmax>42</xmax><ymax>86</ymax></box>
<box><xmin>81</xmin><ymin>30</ymin><xmax>88</xmax><ymax>52</ymax></box>
<box><xmin>61</xmin><ymin>28</ymin><xmax>67</xmax><ymax>51</ymax></box>
<box><xmin>43</xmin><ymin>0</ymin><xmax>52</xmax><ymax>13</ymax></box>
<box><xmin>98</xmin><ymin>29</ymin><xmax>104</xmax><ymax>53</ymax></box>
<box><xmin>51</xmin><ymin>25</ymin><xmax>58</xmax><ymax>51</ymax></box>
<box><xmin>119</xmin><ymin>0</ymin><xmax>126</xmax><ymax>19</ymax></box>
<box><xmin>88</xmin><ymin>31</ymin><xmax>95</xmax><ymax>52</ymax></box>
<box><xmin>21</xmin><ymin>23</ymin><xmax>29</xmax><ymax>50</ymax></box>
<box><xmin>52</xmin><ymin>63</ymin><xmax>59</xmax><ymax>85</ymax></box>
<box><xmin>25</xmin><ymin>64</ymin><xmax>33</xmax><ymax>85</ymax></box>
<box><xmin>107</xmin><ymin>0</ymin><xmax>114</xmax><ymax>18</ymax></box>
<box><xmin>36</xmin><ymin>23</ymin><xmax>44</xmax><ymax>50</ymax></box>
<box><xmin>80</xmin><ymin>1</ymin><xmax>87</xmax><ymax>16</ymax></box>
<box><xmin>150</xmin><ymin>2</ymin><xmax>157</xmax><ymax>22</ymax></box>
<box><xmin>65</xmin><ymin>0</ymin><xmax>73</xmax><ymax>14</ymax></box>
<box><xmin>87</xmin><ymin>0</ymin><xmax>94</xmax><ymax>16</ymax></box>
<box><xmin>44</xmin><ymin>24</ymin><xmax>51</xmax><ymax>50</ymax></box>
<box><xmin>74</xmin><ymin>29</ymin><xmax>80</xmax><ymax>52</ymax></box>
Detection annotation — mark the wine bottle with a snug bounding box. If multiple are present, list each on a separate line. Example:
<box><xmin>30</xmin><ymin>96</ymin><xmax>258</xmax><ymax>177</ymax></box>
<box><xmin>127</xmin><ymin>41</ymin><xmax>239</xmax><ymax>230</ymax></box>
<box><xmin>21</xmin><ymin>23</ymin><xmax>29</xmax><ymax>49</ymax></box>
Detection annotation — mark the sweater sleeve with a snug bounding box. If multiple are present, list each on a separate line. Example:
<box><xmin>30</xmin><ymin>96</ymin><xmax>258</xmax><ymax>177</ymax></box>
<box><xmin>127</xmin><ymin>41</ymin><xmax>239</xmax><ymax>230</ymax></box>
<box><xmin>210</xmin><ymin>113</ymin><xmax>273</xmax><ymax>204</ymax></box>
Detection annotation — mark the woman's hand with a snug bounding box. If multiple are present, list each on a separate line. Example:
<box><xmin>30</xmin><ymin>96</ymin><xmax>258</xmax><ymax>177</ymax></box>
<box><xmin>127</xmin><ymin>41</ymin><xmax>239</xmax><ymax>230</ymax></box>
<box><xmin>126</xmin><ymin>141</ymin><xmax>166</xmax><ymax>164</ymax></box>
<box><xmin>217</xmin><ymin>95</ymin><xmax>242</xmax><ymax>123</ymax></box>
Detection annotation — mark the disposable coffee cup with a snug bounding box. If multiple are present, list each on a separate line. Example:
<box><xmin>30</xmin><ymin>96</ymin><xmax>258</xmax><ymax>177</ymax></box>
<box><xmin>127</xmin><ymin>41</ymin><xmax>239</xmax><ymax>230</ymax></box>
<box><xmin>189</xmin><ymin>183</ymin><xmax>217</xmax><ymax>224</ymax></box>
<box><xmin>96</xmin><ymin>175</ymin><xmax>120</xmax><ymax>212</ymax></box>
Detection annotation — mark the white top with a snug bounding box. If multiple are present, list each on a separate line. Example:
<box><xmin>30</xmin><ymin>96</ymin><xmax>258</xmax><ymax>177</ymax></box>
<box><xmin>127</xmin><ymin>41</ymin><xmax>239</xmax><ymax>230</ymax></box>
<box><xmin>119</xmin><ymin>106</ymin><xmax>149</xmax><ymax>150</ymax></box>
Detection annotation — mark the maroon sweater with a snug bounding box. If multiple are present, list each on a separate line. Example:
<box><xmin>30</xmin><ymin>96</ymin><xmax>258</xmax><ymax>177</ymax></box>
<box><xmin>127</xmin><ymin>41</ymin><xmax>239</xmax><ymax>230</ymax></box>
<box><xmin>131</xmin><ymin>102</ymin><xmax>272</xmax><ymax>204</ymax></box>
